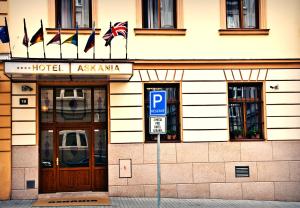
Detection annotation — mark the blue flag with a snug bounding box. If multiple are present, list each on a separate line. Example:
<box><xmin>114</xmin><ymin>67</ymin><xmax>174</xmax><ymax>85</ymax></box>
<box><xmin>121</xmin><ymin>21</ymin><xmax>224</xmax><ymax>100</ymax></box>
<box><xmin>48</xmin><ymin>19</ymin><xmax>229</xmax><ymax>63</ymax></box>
<box><xmin>0</xmin><ymin>26</ymin><xmax>9</xmax><ymax>43</ymax></box>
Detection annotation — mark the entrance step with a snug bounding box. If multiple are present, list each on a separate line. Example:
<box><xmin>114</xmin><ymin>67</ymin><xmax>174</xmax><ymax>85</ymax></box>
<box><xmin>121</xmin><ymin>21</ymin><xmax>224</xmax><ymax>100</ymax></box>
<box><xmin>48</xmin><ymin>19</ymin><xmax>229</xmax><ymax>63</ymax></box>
<box><xmin>38</xmin><ymin>191</ymin><xmax>108</xmax><ymax>199</ymax></box>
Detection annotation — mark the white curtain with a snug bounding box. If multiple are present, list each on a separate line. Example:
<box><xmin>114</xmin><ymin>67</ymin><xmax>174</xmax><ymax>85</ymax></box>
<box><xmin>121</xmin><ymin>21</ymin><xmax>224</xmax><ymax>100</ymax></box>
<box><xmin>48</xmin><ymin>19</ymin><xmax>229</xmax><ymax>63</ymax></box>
<box><xmin>76</xmin><ymin>0</ymin><xmax>90</xmax><ymax>28</ymax></box>
<box><xmin>243</xmin><ymin>0</ymin><xmax>257</xmax><ymax>28</ymax></box>
<box><xmin>226</xmin><ymin>0</ymin><xmax>240</xmax><ymax>28</ymax></box>
<box><xmin>146</xmin><ymin>0</ymin><xmax>159</xmax><ymax>28</ymax></box>
<box><xmin>160</xmin><ymin>0</ymin><xmax>175</xmax><ymax>28</ymax></box>
<box><xmin>61</xmin><ymin>0</ymin><xmax>73</xmax><ymax>28</ymax></box>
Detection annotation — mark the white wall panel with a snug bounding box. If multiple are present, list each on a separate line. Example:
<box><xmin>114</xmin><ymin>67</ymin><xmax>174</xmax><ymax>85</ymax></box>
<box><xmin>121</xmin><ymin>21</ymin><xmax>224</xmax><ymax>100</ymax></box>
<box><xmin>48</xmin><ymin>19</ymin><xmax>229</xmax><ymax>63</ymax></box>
<box><xmin>12</xmin><ymin>96</ymin><xmax>36</xmax><ymax>108</ymax></box>
<box><xmin>232</xmin><ymin>70</ymin><xmax>242</xmax><ymax>80</ymax></box>
<box><xmin>12</xmin><ymin>83</ymin><xmax>36</xmax><ymax>95</ymax></box>
<box><xmin>12</xmin><ymin>122</ymin><xmax>36</xmax><ymax>134</ymax></box>
<box><xmin>182</xmin><ymin>82</ymin><xmax>226</xmax><ymax>93</ymax></box>
<box><xmin>183</xmin><ymin>130</ymin><xmax>228</xmax><ymax>142</ymax></box>
<box><xmin>241</xmin><ymin>70</ymin><xmax>251</xmax><ymax>80</ymax></box>
<box><xmin>111</xmin><ymin>120</ymin><xmax>143</xmax><ymax>131</ymax></box>
<box><xmin>110</xmin><ymin>132</ymin><xmax>143</xmax><ymax>143</ymax></box>
<box><xmin>267</xmin><ymin>117</ymin><xmax>300</xmax><ymax>128</ymax></box>
<box><xmin>267</xmin><ymin>69</ymin><xmax>300</xmax><ymax>80</ymax></box>
<box><xmin>130</xmin><ymin>70</ymin><xmax>141</xmax><ymax>82</ymax></box>
<box><xmin>266</xmin><ymin>93</ymin><xmax>300</xmax><ymax>104</ymax></box>
<box><xmin>266</xmin><ymin>81</ymin><xmax>300</xmax><ymax>92</ymax></box>
<box><xmin>267</xmin><ymin>105</ymin><xmax>300</xmax><ymax>116</ymax></box>
<box><xmin>183</xmin><ymin>118</ymin><xmax>227</xmax><ymax>129</ymax></box>
<box><xmin>267</xmin><ymin>129</ymin><xmax>300</xmax><ymax>140</ymax></box>
<box><xmin>166</xmin><ymin>70</ymin><xmax>175</xmax><ymax>81</ymax></box>
<box><xmin>157</xmin><ymin>70</ymin><xmax>167</xmax><ymax>80</ymax></box>
<box><xmin>148</xmin><ymin>70</ymin><xmax>158</xmax><ymax>81</ymax></box>
<box><xmin>258</xmin><ymin>69</ymin><xmax>267</xmax><ymax>80</ymax></box>
<box><xmin>182</xmin><ymin>94</ymin><xmax>227</xmax><ymax>105</ymax></box>
<box><xmin>110</xmin><ymin>82</ymin><xmax>142</xmax><ymax>94</ymax></box>
<box><xmin>183</xmin><ymin>70</ymin><xmax>225</xmax><ymax>81</ymax></box>
<box><xmin>12</xmin><ymin>135</ymin><xmax>36</xmax><ymax>145</ymax></box>
<box><xmin>110</xmin><ymin>107</ymin><xmax>143</xmax><ymax>119</ymax></box>
<box><xmin>250</xmin><ymin>69</ymin><xmax>259</xmax><ymax>80</ymax></box>
<box><xmin>183</xmin><ymin>106</ymin><xmax>228</xmax><ymax>117</ymax></box>
<box><xmin>12</xmin><ymin>109</ymin><xmax>36</xmax><ymax>121</ymax></box>
<box><xmin>224</xmin><ymin>70</ymin><xmax>234</xmax><ymax>80</ymax></box>
<box><xmin>140</xmin><ymin>70</ymin><xmax>149</xmax><ymax>81</ymax></box>
<box><xmin>110</xmin><ymin>94</ymin><xmax>142</xmax><ymax>106</ymax></box>
<box><xmin>174</xmin><ymin>70</ymin><xmax>183</xmax><ymax>81</ymax></box>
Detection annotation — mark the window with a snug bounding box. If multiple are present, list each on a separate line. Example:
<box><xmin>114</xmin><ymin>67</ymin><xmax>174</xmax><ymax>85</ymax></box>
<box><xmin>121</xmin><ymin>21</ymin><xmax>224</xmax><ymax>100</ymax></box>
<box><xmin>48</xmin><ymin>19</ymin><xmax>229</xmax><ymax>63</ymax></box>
<box><xmin>56</xmin><ymin>0</ymin><xmax>92</xmax><ymax>28</ymax></box>
<box><xmin>228</xmin><ymin>83</ymin><xmax>264</xmax><ymax>140</ymax></box>
<box><xmin>142</xmin><ymin>0</ymin><xmax>176</xmax><ymax>29</ymax></box>
<box><xmin>144</xmin><ymin>84</ymin><xmax>180</xmax><ymax>142</ymax></box>
<box><xmin>226</xmin><ymin>0</ymin><xmax>259</xmax><ymax>29</ymax></box>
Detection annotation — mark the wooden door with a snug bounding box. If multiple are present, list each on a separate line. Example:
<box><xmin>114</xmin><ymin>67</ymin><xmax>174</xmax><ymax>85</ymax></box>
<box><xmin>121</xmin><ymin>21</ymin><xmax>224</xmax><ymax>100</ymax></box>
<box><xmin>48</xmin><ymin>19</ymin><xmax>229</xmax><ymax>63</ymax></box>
<box><xmin>56</xmin><ymin>128</ymin><xmax>92</xmax><ymax>192</ymax></box>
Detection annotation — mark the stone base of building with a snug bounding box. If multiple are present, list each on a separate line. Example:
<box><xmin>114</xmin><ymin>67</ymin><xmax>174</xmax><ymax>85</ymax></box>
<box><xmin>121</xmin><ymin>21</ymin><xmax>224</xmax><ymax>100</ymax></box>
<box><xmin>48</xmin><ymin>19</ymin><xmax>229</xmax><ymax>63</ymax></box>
<box><xmin>108</xmin><ymin>141</ymin><xmax>300</xmax><ymax>201</ymax></box>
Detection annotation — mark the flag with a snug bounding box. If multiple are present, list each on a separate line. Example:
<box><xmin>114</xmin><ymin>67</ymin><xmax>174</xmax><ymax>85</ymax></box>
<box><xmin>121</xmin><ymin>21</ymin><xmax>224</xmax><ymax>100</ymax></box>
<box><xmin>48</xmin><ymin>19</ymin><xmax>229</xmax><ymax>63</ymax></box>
<box><xmin>30</xmin><ymin>27</ymin><xmax>43</xmax><ymax>46</ymax></box>
<box><xmin>23</xmin><ymin>19</ymin><xmax>29</xmax><ymax>47</ymax></box>
<box><xmin>62</xmin><ymin>33</ymin><xmax>78</xmax><ymax>46</ymax></box>
<box><xmin>103</xmin><ymin>21</ymin><xmax>128</xmax><ymax>46</ymax></box>
<box><xmin>47</xmin><ymin>32</ymin><xmax>60</xmax><ymax>45</ymax></box>
<box><xmin>0</xmin><ymin>25</ymin><xmax>9</xmax><ymax>43</ymax></box>
<box><xmin>84</xmin><ymin>31</ymin><xmax>95</xmax><ymax>52</ymax></box>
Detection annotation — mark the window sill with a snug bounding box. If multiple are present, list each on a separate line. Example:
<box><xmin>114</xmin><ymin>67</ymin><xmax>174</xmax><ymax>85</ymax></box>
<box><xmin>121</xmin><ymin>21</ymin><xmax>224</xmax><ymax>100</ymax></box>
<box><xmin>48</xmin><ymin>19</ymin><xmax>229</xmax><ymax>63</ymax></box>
<box><xmin>134</xmin><ymin>28</ymin><xmax>186</xmax><ymax>36</ymax></box>
<box><xmin>46</xmin><ymin>28</ymin><xmax>101</xmax><ymax>35</ymax></box>
<box><xmin>145</xmin><ymin>140</ymin><xmax>180</xmax><ymax>143</ymax></box>
<box><xmin>219</xmin><ymin>29</ymin><xmax>269</xmax><ymax>36</ymax></box>
<box><xmin>230</xmin><ymin>138</ymin><xmax>265</xmax><ymax>142</ymax></box>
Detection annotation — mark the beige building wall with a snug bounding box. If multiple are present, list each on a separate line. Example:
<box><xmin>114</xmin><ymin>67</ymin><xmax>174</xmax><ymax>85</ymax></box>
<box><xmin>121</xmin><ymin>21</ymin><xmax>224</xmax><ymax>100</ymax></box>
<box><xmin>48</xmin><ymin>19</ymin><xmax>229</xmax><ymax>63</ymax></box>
<box><xmin>5</xmin><ymin>0</ymin><xmax>300</xmax><ymax>59</ymax></box>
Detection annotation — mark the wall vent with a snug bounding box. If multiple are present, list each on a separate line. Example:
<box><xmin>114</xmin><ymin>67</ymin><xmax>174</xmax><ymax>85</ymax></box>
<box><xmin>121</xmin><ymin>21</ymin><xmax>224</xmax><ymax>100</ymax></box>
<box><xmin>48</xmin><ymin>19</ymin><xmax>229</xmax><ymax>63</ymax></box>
<box><xmin>235</xmin><ymin>166</ymin><xmax>250</xmax><ymax>177</ymax></box>
<box><xmin>26</xmin><ymin>180</ymin><xmax>35</xmax><ymax>189</ymax></box>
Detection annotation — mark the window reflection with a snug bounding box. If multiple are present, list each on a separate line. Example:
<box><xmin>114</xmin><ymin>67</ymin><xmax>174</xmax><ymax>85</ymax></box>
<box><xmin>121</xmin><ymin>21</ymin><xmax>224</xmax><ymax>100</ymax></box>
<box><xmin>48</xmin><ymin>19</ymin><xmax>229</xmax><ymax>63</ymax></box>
<box><xmin>41</xmin><ymin>88</ymin><xmax>53</xmax><ymax>123</ymax></box>
<box><xmin>41</xmin><ymin>130</ymin><xmax>53</xmax><ymax>168</ymax></box>
<box><xmin>94</xmin><ymin>88</ymin><xmax>107</xmax><ymax>122</ymax></box>
<box><xmin>94</xmin><ymin>129</ymin><xmax>107</xmax><ymax>165</ymax></box>
<box><xmin>59</xmin><ymin>130</ymin><xmax>89</xmax><ymax>168</ymax></box>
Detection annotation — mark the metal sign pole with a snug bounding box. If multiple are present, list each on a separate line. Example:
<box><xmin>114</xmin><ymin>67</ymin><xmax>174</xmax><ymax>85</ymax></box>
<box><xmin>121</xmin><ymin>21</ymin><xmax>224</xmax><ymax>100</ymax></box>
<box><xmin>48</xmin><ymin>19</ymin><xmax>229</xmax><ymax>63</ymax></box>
<box><xmin>157</xmin><ymin>133</ymin><xmax>161</xmax><ymax>208</ymax></box>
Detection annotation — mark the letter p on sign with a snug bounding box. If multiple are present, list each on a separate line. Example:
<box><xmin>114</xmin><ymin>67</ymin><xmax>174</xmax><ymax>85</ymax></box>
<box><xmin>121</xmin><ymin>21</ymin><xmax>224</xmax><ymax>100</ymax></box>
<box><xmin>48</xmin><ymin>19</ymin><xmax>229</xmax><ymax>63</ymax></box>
<box><xmin>149</xmin><ymin>91</ymin><xmax>167</xmax><ymax>116</ymax></box>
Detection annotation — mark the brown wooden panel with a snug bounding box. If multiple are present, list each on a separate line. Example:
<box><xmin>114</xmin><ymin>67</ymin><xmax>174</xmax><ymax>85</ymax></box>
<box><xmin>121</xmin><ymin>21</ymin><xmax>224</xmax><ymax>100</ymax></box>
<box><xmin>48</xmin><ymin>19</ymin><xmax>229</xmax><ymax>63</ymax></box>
<box><xmin>0</xmin><ymin>82</ymin><xmax>10</xmax><ymax>92</ymax></box>
<box><xmin>0</xmin><ymin>140</ymin><xmax>10</xmax><ymax>151</ymax></box>
<box><xmin>0</xmin><ymin>105</ymin><xmax>10</xmax><ymax>116</ymax></box>
<box><xmin>40</xmin><ymin>169</ymin><xmax>56</xmax><ymax>193</ymax></box>
<box><xmin>0</xmin><ymin>116</ymin><xmax>11</xmax><ymax>127</ymax></box>
<box><xmin>93</xmin><ymin>167</ymin><xmax>108</xmax><ymax>191</ymax></box>
<box><xmin>0</xmin><ymin>128</ymin><xmax>10</xmax><ymax>139</ymax></box>
<box><xmin>0</xmin><ymin>93</ymin><xmax>10</xmax><ymax>104</ymax></box>
<box><xmin>58</xmin><ymin>169</ymin><xmax>91</xmax><ymax>192</ymax></box>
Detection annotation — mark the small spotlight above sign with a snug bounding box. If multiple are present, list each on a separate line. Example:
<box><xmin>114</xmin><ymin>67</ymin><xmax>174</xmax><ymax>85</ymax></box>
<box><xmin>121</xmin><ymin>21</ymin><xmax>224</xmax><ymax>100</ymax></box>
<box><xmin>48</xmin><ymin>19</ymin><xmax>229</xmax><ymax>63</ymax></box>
<box><xmin>21</xmin><ymin>85</ymin><xmax>33</xmax><ymax>92</ymax></box>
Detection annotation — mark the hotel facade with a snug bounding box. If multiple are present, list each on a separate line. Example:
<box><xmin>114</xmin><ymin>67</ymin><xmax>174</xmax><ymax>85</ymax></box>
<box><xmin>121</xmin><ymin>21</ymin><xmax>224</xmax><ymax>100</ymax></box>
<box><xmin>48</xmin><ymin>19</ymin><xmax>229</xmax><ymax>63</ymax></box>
<box><xmin>0</xmin><ymin>0</ymin><xmax>300</xmax><ymax>201</ymax></box>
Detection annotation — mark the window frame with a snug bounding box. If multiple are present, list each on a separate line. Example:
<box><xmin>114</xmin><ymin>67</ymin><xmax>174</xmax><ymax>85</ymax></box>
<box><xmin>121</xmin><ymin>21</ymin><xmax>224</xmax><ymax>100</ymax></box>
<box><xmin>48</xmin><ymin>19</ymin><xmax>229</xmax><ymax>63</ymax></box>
<box><xmin>144</xmin><ymin>83</ymin><xmax>181</xmax><ymax>143</ymax></box>
<box><xmin>55</xmin><ymin>0</ymin><xmax>92</xmax><ymax>29</ymax></box>
<box><xmin>228</xmin><ymin>82</ymin><xmax>265</xmax><ymax>141</ymax></box>
<box><xmin>141</xmin><ymin>0</ymin><xmax>177</xmax><ymax>29</ymax></box>
<box><xmin>135</xmin><ymin>0</ymin><xmax>186</xmax><ymax>35</ymax></box>
<box><xmin>219</xmin><ymin>0</ymin><xmax>269</xmax><ymax>35</ymax></box>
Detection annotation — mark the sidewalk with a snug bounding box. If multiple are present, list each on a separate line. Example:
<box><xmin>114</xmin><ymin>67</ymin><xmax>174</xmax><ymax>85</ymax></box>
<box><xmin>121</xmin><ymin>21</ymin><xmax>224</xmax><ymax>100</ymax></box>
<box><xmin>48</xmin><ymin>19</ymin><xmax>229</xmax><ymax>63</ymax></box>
<box><xmin>1</xmin><ymin>197</ymin><xmax>300</xmax><ymax>208</ymax></box>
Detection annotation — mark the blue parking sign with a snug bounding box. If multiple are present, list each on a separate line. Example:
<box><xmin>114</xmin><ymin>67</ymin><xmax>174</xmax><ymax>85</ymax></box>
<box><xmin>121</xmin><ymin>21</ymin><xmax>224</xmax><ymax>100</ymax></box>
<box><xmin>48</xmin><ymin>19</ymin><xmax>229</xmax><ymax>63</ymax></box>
<box><xmin>149</xmin><ymin>91</ymin><xmax>167</xmax><ymax>116</ymax></box>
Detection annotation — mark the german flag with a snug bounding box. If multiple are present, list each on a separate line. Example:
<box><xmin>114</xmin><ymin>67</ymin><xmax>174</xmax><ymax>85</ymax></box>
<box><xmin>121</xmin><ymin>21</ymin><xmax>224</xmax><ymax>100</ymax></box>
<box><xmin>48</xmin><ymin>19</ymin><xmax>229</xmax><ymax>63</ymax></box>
<box><xmin>30</xmin><ymin>27</ymin><xmax>43</xmax><ymax>46</ymax></box>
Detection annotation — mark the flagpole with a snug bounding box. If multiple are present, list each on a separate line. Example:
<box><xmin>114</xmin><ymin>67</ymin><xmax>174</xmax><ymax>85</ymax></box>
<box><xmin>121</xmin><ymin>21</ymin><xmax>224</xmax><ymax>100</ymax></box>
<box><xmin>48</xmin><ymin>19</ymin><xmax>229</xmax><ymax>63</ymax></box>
<box><xmin>76</xmin><ymin>22</ymin><xmax>79</xmax><ymax>59</ymax></box>
<box><xmin>41</xmin><ymin>20</ymin><xmax>46</xmax><ymax>58</ymax></box>
<box><xmin>109</xmin><ymin>21</ymin><xmax>112</xmax><ymax>59</ymax></box>
<box><xmin>59</xmin><ymin>24</ymin><xmax>62</xmax><ymax>59</ymax></box>
<box><xmin>5</xmin><ymin>17</ymin><xmax>12</xmax><ymax>58</ymax></box>
<box><xmin>24</xmin><ymin>18</ymin><xmax>29</xmax><ymax>58</ymax></box>
<box><xmin>93</xmin><ymin>21</ymin><xmax>95</xmax><ymax>59</ymax></box>
<box><xmin>126</xmin><ymin>22</ymin><xmax>128</xmax><ymax>59</ymax></box>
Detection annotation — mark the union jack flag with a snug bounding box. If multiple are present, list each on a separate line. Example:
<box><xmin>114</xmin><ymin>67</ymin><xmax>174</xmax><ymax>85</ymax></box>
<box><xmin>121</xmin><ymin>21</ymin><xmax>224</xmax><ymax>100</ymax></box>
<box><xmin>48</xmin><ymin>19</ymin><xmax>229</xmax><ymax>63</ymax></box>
<box><xmin>103</xmin><ymin>21</ymin><xmax>128</xmax><ymax>46</ymax></box>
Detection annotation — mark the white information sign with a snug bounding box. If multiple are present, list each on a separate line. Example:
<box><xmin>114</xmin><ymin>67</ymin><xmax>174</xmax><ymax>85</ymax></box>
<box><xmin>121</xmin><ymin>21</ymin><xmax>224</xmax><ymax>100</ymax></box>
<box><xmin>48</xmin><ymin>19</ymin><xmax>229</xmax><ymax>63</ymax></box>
<box><xmin>149</xmin><ymin>116</ymin><xmax>166</xmax><ymax>134</ymax></box>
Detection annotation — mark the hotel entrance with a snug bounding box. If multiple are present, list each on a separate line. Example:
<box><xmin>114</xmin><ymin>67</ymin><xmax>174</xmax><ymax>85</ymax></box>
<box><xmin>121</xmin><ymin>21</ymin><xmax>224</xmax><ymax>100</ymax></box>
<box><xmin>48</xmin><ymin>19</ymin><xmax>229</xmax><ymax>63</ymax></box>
<box><xmin>39</xmin><ymin>87</ymin><xmax>108</xmax><ymax>193</ymax></box>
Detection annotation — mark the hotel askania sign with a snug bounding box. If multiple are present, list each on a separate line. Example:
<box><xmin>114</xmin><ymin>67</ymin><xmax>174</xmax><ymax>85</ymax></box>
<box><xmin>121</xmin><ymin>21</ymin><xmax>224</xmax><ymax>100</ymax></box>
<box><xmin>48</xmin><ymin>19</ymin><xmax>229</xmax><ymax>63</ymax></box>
<box><xmin>4</xmin><ymin>62</ymin><xmax>133</xmax><ymax>80</ymax></box>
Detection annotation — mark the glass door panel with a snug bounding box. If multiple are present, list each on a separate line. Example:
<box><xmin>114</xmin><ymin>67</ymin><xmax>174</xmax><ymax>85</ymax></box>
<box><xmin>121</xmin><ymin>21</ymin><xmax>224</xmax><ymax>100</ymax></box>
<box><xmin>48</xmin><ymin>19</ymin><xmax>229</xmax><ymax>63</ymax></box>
<box><xmin>94</xmin><ymin>129</ymin><xmax>107</xmax><ymax>166</ymax></box>
<box><xmin>40</xmin><ymin>130</ymin><xmax>54</xmax><ymax>168</ymax></box>
<box><xmin>58</xmin><ymin>129</ymin><xmax>90</xmax><ymax>168</ymax></box>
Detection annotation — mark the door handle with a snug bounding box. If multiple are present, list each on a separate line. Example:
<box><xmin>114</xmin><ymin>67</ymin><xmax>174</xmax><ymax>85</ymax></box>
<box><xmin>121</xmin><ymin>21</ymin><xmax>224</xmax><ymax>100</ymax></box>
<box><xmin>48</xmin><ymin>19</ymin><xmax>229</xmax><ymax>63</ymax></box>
<box><xmin>56</xmin><ymin>157</ymin><xmax>59</xmax><ymax>166</ymax></box>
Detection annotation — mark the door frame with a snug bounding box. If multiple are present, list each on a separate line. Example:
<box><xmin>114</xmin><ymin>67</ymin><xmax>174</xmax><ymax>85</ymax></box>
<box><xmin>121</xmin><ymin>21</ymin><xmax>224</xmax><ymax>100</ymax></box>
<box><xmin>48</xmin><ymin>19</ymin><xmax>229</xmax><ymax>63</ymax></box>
<box><xmin>38</xmin><ymin>85</ymin><xmax>109</xmax><ymax>193</ymax></box>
